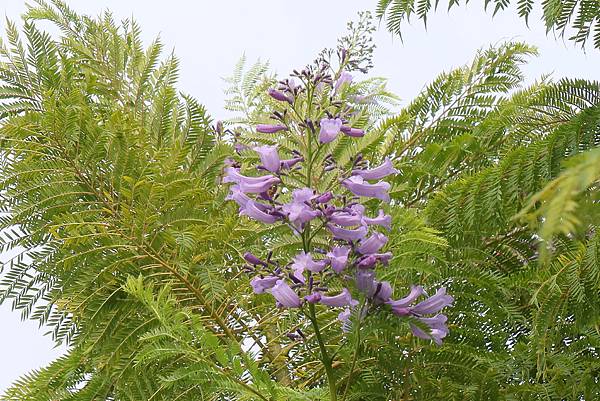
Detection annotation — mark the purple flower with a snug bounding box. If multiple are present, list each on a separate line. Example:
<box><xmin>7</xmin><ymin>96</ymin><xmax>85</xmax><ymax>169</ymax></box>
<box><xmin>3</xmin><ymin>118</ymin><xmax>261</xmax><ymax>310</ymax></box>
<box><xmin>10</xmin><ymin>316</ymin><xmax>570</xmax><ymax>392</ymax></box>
<box><xmin>410</xmin><ymin>287</ymin><xmax>454</xmax><ymax>315</ymax></box>
<box><xmin>244</xmin><ymin>252</ymin><xmax>267</xmax><ymax>267</ymax></box>
<box><xmin>356</xmin><ymin>254</ymin><xmax>379</xmax><ymax>269</ymax></box>
<box><xmin>315</xmin><ymin>191</ymin><xmax>334</xmax><ymax>204</ymax></box>
<box><xmin>292</xmin><ymin>188</ymin><xmax>315</xmax><ymax>203</ymax></box>
<box><xmin>329</xmin><ymin>210</ymin><xmax>363</xmax><ymax>226</ymax></box>
<box><xmin>373</xmin><ymin>252</ymin><xmax>393</xmax><ymax>266</ymax></box>
<box><xmin>326</xmin><ymin>246</ymin><xmax>351</xmax><ymax>273</ymax></box>
<box><xmin>238</xmin><ymin>178</ymin><xmax>280</xmax><ymax>194</ymax></box>
<box><xmin>387</xmin><ymin>286</ymin><xmax>426</xmax><ymax>316</ymax></box>
<box><xmin>319</xmin><ymin>118</ymin><xmax>342</xmax><ymax>143</ymax></box>
<box><xmin>327</xmin><ymin>223</ymin><xmax>368</xmax><ymax>242</ymax></box>
<box><xmin>335</xmin><ymin>71</ymin><xmax>352</xmax><ymax>91</ymax></box>
<box><xmin>357</xmin><ymin>232</ymin><xmax>388</xmax><ymax>254</ymax></box>
<box><xmin>387</xmin><ymin>286</ymin><xmax>453</xmax><ymax>319</ymax></box>
<box><xmin>223</xmin><ymin>167</ymin><xmax>275</xmax><ymax>185</ymax></box>
<box><xmin>340</xmin><ymin>126</ymin><xmax>365</xmax><ymax>137</ymax></box>
<box><xmin>356</xmin><ymin>269</ymin><xmax>375</xmax><ymax>294</ymax></box>
<box><xmin>270</xmin><ymin>280</ymin><xmax>303</xmax><ymax>308</ymax></box>
<box><xmin>250</xmin><ymin>276</ymin><xmax>279</xmax><ymax>294</ymax></box>
<box><xmin>283</xmin><ymin>201</ymin><xmax>320</xmax><ymax>230</ymax></box>
<box><xmin>241</xmin><ymin>200</ymin><xmax>279</xmax><ymax>224</ymax></box>
<box><xmin>268</xmin><ymin>88</ymin><xmax>292</xmax><ymax>103</ymax></box>
<box><xmin>254</xmin><ymin>145</ymin><xmax>280</xmax><ymax>173</ymax></box>
<box><xmin>226</xmin><ymin>185</ymin><xmax>251</xmax><ymax>208</ymax></box>
<box><xmin>410</xmin><ymin>314</ymin><xmax>449</xmax><ymax>345</ymax></box>
<box><xmin>292</xmin><ymin>252</ymin><xmax>327</xmax><ymax>274</ymax></box>
<box><xmin>349</xmin><ymin>203</ymin><xmax>365</xmax><ymax>214</ymax></box>
<box><xmin>341</xmin><ymin>176</ymin><xmax>391</xmax><ymax>202</ymax></box>
<box><xmin>372</xmin><ymin>281</ymin><xmax>393</xmax><ymax>304</ymax></box>
<box><xmin>322</xmin><ymin>204</ymin><xmax>337</xmax><ymax>218</ymax></box>
<box><xmin>223</xmin><ymin>168</ymin><xmax>280</xmax><ymax>193</ymax></box>
<box><xmin>363</xmin><ymin>209</ymin><xmax>392</xmax><ymax>230</ymax></box>
<box><xmin>281</xmin><ymin>156</ymin><xmax>304</xmax><ymax>169</ymax></box>
<box><xmin>257</xmin><ymin>124</ymin><xmax>287</xmax><ymax>133</ymax></box>
<box><xmin>352</xmin><ymin>158</ymin><xmax>398</xmax><ymax>180</ymax></box>
<box><xmin>305</xmin><ymin>292</ymin><xmax>322</xmax><ymax>303</ymax></box>
<box><xmin>320</xmin><ymin>288</ymin><xmax>359</xmax><ymax>307</ymax></box>
<box><xmin>338</xmin><ymin>307</ymin><xmax>352</xmax><ymax>323</ymax></box>
<box><xmin>290</xmin><ymin>266</ymin><xmax>306</xmax><ymax>284</ymax></box>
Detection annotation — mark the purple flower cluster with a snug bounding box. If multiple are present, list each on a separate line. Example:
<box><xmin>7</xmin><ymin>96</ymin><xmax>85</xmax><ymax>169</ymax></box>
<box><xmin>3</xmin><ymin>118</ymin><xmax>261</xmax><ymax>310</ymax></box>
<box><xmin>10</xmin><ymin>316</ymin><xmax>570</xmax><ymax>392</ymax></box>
<box><xmin>223</xmin><ymin>70</ymin><xmax>453</xmax><ymax>345</ymax></box>
<box><xmin>388</xmin><ymin>286</ymin><xmax>453</xmax><ymax>344</ymax></box>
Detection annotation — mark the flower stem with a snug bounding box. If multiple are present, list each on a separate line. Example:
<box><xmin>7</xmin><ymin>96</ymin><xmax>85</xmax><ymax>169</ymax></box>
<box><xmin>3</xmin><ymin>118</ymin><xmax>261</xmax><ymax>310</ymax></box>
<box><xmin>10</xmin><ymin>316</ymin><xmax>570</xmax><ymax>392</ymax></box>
<box><xmin>303</xmin><ymin>84</ymin><xmax>336</xmax><ymax>400</ymax></box>
<box><xmin>308</xmin><ymin>302</ymin><xmax>337</xmax><ymax>401</ymax></box>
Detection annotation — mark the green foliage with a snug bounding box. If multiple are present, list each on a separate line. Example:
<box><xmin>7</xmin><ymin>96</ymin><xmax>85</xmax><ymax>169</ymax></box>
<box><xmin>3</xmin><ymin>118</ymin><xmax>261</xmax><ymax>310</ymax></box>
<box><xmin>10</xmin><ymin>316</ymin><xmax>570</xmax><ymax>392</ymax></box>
<box><xmin>376</xmin><ymin>0</ymin><xmax>600</xmax><ymax>49</ymax></box>
<box><xmin>0</xmin><ymin>1</ymin><xmax>273</xmax><ymax>400</ymax></box>
<box><xmin>0</xmin><ymin>2</ymin><xmax>599</xmax><ymax>401</ymax></box>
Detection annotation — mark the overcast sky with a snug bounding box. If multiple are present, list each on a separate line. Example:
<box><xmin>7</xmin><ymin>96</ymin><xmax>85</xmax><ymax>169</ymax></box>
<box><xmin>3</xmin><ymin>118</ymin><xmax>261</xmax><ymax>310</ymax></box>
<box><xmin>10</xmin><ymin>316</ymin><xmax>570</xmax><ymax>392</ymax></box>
<box><xmin>1</xmin><ymin>0</ymin><xmax>599</xmax><ymax>392</ymax></box>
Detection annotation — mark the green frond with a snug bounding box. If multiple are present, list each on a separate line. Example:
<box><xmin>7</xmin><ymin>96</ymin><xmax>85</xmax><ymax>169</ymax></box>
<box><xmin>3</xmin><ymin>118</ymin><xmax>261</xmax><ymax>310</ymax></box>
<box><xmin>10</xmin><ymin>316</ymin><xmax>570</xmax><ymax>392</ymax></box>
<box><xmin>376</xmin><ymin>0</ymin><xmax>600</xmax><ymax>49</ymax></box>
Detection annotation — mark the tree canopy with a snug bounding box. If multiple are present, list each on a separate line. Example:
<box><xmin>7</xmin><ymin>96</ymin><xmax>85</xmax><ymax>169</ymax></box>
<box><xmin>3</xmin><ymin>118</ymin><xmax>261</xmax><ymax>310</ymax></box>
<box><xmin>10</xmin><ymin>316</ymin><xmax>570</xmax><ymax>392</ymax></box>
<box><xmin>0</xmin><ymin>1</ymin><xmax>599</xmax><ymax>400</ymax></box>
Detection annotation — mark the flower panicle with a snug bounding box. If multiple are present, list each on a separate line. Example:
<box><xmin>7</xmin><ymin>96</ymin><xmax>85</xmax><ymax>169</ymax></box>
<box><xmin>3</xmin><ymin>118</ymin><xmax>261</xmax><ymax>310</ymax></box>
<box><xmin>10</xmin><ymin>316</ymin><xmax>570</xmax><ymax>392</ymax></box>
<box><xmin>221</xmin><ymin>67</ymin><xmax>452</xmax><ymax>345</ymax></box>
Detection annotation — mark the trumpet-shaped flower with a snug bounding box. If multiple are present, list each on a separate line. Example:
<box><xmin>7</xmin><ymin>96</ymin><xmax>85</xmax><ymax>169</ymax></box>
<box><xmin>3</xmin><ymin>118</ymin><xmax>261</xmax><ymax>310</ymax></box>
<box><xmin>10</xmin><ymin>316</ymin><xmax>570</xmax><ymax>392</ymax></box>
<box><xmin>224</xmin><ymin>168</ymin><xmax>280</xmax><ymax>193</ymax></box>
<box><xmin>356</xmin><ymin>269</ymin><xmax>375</xmax><ymax>294</ymax></box>
<box><xmin>292</xmin><ymin>188</ymin><xmax>315</xmax><ymax>203</ymax></box>
<box><xmin>244</xmin><ymin>252</ymin><xmax>267</xmax><ymax>267</ymax></box>
<box><xmin>223</xmin><ymin>167</ymin><xmax>276</xmax><ymax>185</ymax></box>
<box><xmin>250</xmin><ymin>276</ymin><xmax>279</xmax><ymax>294</ymax></box>
<box><xmin>254</xmin><ymin>145</ymin><xmax>280</xmax><ymax>172</ymax></box>
<box><xmin>338</xmin><ymin>307</ymin><xmax>352</xmax><ymax>322</ymax></box>
<box><xmin>357</xmin><ymin>232</ymin><xmax>388</xmax><ymax>254</ymax></box>
<box><xmin>326</xmin><ymin>246</ymin><xmax>351</xmax><ymax>273</ymax></box>
<box><xmin>410</xmin><ymin>287</ymin><xmax>454</xmax><ymax>315</ymax></box>
<box><xmin>356</xmin><ymin>252</ymin><xmax>392</xmax><ymax>268</ymax></box>
<box><xmin>342</xmin><ymin>175</ymin><xmax>390</xmax><ymax>202</ymax></box>
<box><xmin>319</xmin><ymin>118</ymin><xmax>342</xmax><ymax>143</ymax></box>
<box><xmin>226</xmin><ymin>185</ymin><xmax>251</xmax><ymax>208</ymax></box>
<box><xmin>257</xmin><ymin>124</ymin><xmax>287</xmax><ymax>133</ymax></box>
<box><xmin>237</xmin><ymin>178</ymin><xmax>279</xmax><ymax>194</ymax></box>
<box><xmin>283</xmin><ymin>201</ymin><xmax>320</xmax><ymax>230</ymax></box>
<box><xmin>410</xmin><ymin>314</ymin><xmax>449</xmax><ymax>345</ymax></box>
<box><xmin>291</xmin><ymin>251</ymin><xmax>327</xmax><ymax>274</ymax></box>
<box><xmin>304</xmin><ymin>292</ymin><xmax>322</xmax><ymax>303</ymax></box>
<box><xmin>270</xmin><ymin>280</ymin><xmax>302</xmax><ymax>308</ymax></box>
<box><xmin>388</xmin><ymin>286</ymin><xmax>452</xmax><ymax>317</ymax></box>
<box><xmin>315</xmin><ymin>191</ymin><xmax>334</xmax><ymax>204</ymax></box>
<box><xmin>281</xmin><ymin>156</ymin><xmax>304</xmax><ymax>169</ymax></box>
<box><xmin>352</xmin><ymin>158</ymin><xmax>398</xmax><ymax>180</ymax></box>
<box><xmin>363</xmin><ymin>209</ymin><xmax>392</xmax><ymax>230</ymax></box>
<box><xmin>340</xmin><ymin>126</ymin><xmax>365</xmax><ymax>137</ymax></box>
<box><xmin>372</xmin><ymin>281</ymin><xmax>393</xmax><ymax>304</ymax></box>
<box><xmin>319</xmin><ymin>288</ymin><xmax>358</xmax><ymax>307</ymax></box>
<box><xmin>327</xmin><ymin>223</ymin><xmax>367</xmax><ymax>241</ymax></box>
<box><xmin>387</xmin><ymin>285</ymin><xmax>426</xmax><ymax>315</ymax></box>
<box><xmin>241</xmin><ymin>200</ymin><xmax>280</xmax><ymax>224</ymax></box>
<box><xmin>329</xmin><ymin>210</ymin><xmax>363</xmax><ymax>226</ymax></box>
<box><xmin>268</xmin><ymin>88</ymin><xmax>292</xmax><ymax>103</ymax></box>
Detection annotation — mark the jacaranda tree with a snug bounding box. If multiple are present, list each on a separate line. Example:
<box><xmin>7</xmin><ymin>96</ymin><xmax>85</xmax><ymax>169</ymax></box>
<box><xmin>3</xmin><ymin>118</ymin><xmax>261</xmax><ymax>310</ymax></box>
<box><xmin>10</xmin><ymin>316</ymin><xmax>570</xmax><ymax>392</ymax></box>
<box><xmin>0</xmin><ymin>1</ymin><xmax>598</xmax><ymax>400</ymax></box>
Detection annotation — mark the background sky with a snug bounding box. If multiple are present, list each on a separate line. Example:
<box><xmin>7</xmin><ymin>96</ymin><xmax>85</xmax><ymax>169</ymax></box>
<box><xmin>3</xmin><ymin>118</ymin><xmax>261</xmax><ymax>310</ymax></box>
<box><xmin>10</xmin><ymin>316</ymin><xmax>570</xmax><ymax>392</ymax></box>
<box><xmin>1</xmin><ymin>0</ymin><xmax>598</xmax><ymax>392</ymax></box>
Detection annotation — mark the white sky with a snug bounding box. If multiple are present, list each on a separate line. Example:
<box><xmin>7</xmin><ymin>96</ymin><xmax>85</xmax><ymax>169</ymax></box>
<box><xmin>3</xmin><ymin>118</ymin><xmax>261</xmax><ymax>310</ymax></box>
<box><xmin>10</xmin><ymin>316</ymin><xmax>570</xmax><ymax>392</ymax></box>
<box><xmin>0</xmin><ymin>0</ymin><xmax>598</xmax><ymax>392</ymax></box>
